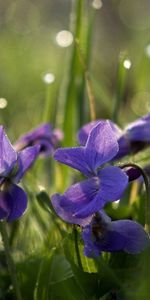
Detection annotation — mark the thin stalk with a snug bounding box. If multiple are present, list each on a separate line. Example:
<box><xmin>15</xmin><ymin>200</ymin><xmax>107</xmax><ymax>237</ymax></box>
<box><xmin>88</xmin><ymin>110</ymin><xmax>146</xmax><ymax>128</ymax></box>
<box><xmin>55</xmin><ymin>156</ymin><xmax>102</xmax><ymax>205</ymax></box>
<box><xmin>62</xmin><ymin>0</ymin><xmax>84</xmax><ymax>146</ymax></box>
<box><xmin>85</xmin><ymin>8</ymin><xmax>95</xmax><ymax>68</ymax></box>
<box><xmin>73</xmin><ymin>225</ymin><xmax>83</xmax><ymax>270</ymax></box>
<box><xmin>121</xmin><ymin>163</ymin><xmax>150</xmax><ymax>233</ymax></box>
<box><xmin>0</xmin><ymin>221</ymin><xmax>22</xmax><ymax>300</ymax></box>
<box><xmin>77</xmin><ymin>4</ymin><xmax>96</xmax><ymax>124</ymax></box>
<box><xmin>75</xmin><ymin>39</ymin><xmax>96</xmax><ymax>121</ymax></box>
<box><xmin>112</xmin><ymin>53</ymin><xmax>130</xmax><ymax>123</ymax></box>
<box><xmin>55</xmin><ymin>0</ymin><xmax>84</xmax><ymax>189</ymax></box>
<box><xmin>43</xmin><ymin>84</ymin><xmax>52</xmax><ymax>123</ymax></box>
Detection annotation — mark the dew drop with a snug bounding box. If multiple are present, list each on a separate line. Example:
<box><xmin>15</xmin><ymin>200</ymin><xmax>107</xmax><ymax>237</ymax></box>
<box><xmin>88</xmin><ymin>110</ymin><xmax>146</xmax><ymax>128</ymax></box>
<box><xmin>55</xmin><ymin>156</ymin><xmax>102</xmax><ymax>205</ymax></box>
<box><xmin>112</xmin><ymin>199</ymin><xmax>120</xmax><ymax>209</ymax></box>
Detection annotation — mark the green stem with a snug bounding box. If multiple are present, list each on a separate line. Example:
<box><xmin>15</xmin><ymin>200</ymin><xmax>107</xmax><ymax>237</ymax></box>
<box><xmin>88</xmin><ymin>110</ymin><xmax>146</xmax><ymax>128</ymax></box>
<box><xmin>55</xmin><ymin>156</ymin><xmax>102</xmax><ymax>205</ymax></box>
<box><xmin>75</xmin><ymin>39</ymin><xmax>96</xmax><ymax>121</ymax></box>
<box><xmin>112</xmin><ymin>53</ymin><xmax>130</xmax><ymax>123</ymax></box>
<box><xmin>62</xmin><ymin>0</ymin><xmax>84</xmax><ymax>146</ymax></box>
<box><xmin>73</xmin><ymin>225</ymin><xmax>83</xmax><ymax>270</ymax></box>
<box><xmin>0</xmin><ymin>221</ymin><xmax>22</xmax><ymax>300</ymax></box>
<box><xmin>43</xmin><ymin>84</ymin><xmax>51</xmax><ymax>123</ymax></box>
<box><xmin>121</xmin><ymin>163</ymin><xmax>150</xmax><ymax>233</ymax></box>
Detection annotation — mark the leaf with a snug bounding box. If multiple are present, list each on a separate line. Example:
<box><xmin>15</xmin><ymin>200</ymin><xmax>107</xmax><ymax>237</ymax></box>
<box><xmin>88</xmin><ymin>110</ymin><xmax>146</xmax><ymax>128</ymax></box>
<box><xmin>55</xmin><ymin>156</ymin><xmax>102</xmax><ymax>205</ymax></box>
<box><xmin>64</xmin><ymin>232</ymin><xmax>97</xmax><ymax>273</ymax></box>
<box><xmin>49</xmin><ymin>254</ymin><xmax>73</xmax><ymax>285</ymax></box>
<box><xmin>64</xmin><ymin>233</ymin><xmax>100</xmax><ymax>299</ymax></box>
<box><xmin>16</xmin><ymin>255</ymin><xmax>42</xmax><ymax>300</ymax></box>
<box><xmin>36</xmin><ymin>191</ymin><xmax>53</xmax><ymax>214</ymax></box>
<box><xmin>34</xmin><ymin>252</ymin><xmax>75</xmax><ymax>300</ymax></box>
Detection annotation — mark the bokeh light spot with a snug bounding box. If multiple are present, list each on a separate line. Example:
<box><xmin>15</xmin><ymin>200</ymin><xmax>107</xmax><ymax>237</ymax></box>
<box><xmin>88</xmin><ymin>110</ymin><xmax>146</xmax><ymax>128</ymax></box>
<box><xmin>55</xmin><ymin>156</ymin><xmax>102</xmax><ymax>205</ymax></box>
<box><xmin>92</xmin><ymin>0</ymin><xmax>103</xmax><ymax>10</ymax></box>
<box><xmin>123</xmin><ymin>59</ymin><xmax>132</xmax><ymax>69</ymax></box>
<box><xmin>43</xmin><ymin>73</ymin><xmax>55</xmax><ymax>85</ymax></box>
<box><xmin>56</xmin><ymin>30</ymin><xmax>73</xmax><ymax>48</ymax></box>
<box><xmin>145</xmin><ymin>44</ymin><xmax>150</xmax><ymax>57</ymax></box>
<box><xmin>0</xmin><ymin>98</ymin><xmax>7</xmax><ymax>109</ymax></box>
<box><xmin>131</xmin><ymin>92</ymin><xmax>150</xmax><ymax>116</ymax></box>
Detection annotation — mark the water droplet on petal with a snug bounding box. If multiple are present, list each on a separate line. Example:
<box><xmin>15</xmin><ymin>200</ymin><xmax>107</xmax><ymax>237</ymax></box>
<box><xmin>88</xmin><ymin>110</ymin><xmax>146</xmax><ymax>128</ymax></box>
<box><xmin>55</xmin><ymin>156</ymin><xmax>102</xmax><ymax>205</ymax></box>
<box><xmin>43</xmin><ymin>73</ymin><xmax>55</xmax><ymax>84</ymax></box>
<box><xmin>112</xmin><ymin>199</ymin><xmax>120</xmax><ymax>209</ymax></box>
<box><xmin>0</xmin><ymin>98</ymin><xmax>7</xmax><ymax>109</ymax></box>
<box><xmin>56</xmin><ymin>30</ymin><xmax>73</xmax><ymax>48</ymax></box>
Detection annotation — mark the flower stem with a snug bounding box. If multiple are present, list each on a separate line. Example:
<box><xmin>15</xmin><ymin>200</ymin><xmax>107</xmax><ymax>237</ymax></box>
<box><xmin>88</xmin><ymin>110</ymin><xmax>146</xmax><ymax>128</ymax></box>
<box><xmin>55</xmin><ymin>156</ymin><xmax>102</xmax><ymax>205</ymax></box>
<box><xmin>73</xmin><ymin>225</ymin><xmax>83</xmax><ymax>270</ymax></box>
<box><xmin>75</xmin><ymin>39</ymin><xmax>96</xmax><ymax>121</ymax></box>
<box><xmin>112</xmin><ymin>52</ymin><xmax>130</xmax><ymax>123</ymax></box>
<box><xmin>121</xmin><ymin>163</ymin><xmax>150</xmax><ymax>233</ymax></box>
<box><xmin>43</xmin><ymin>83</ymin><xmax>51</xmax><ymax>123</ymax></box>
<box><xmin>61</xmin><ymin>0</ymin><xmax>84</xmax><ymax>146</ymax></box>
<box><xmin>0</xmin><ymin>221</ymin><xmax>22</xmax><ymax>300</ymax></box>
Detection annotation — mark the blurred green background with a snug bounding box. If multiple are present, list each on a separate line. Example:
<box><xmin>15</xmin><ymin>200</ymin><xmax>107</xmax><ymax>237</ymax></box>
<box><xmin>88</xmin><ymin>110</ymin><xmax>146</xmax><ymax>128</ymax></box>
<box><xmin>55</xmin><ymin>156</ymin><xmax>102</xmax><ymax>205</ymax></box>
<box><xmin>1</xmin><ymin>0</ymin><xmax>150</xmax><ymax>140</ymax></box>
<box><xmin>0</xmin><ymin>2</ymin><xmax>150</xmax><ymax>299</ymax></box>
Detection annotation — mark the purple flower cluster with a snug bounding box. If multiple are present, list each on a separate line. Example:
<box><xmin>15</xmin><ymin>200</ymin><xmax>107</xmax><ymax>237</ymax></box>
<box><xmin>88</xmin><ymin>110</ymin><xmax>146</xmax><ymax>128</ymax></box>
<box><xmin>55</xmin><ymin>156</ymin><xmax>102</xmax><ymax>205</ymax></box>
<box><xmin>78</xmin><ymin>114</ymin><xmax>150</xmax><ymax>160</ymax></box>
<box><xmin>82</xmin><ymin>211</ymin><xmax>149</xmax><ymax>257</ymax></box>
<box><xmin>51</xmin><ymin>119</ymin><xmax>150</xmax><ymax>257</ymax></box>
<box><xmin>0</xmin><ymin>126</ymin><xmax>39</xmax><ymax>221</ymax></box>
<box><xmin>0</xmin><ymin>115</ymin><xmax>149</xmax><ymax>258</ymax></box>
<box><xmin>14</xmin><ymin>123</ymin><xmax>63</xmax><ymax>157</ymax></box>
<box><xmin>0</xmin><ymin>123</ymin><xmax>63</xmax><ymax>222</ymax></box>
<box><xmin>52</xmin><ymin>121</ymin><xmax>128</xmax><ymax>224</ymax></box>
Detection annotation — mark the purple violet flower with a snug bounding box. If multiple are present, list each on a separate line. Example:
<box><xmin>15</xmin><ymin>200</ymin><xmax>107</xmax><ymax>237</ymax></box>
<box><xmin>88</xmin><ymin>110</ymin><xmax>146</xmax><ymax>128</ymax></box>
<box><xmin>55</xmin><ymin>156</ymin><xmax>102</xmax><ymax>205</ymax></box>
<box><xmin>0</xmin><ymin>126</ymin><xmax>39</xmax><ymax>222</ymax></box>
<box><xmin>77</xmin><ymin>113</ymin><xmax>150</xmax><ymax>160</ymax></box>
<box><xmin>51</xmin><ymin>121</ymin><xmax>128</xmax><ymax>225</ymax></box>
<box><xmin>14</xmin><ymin>123</ymin><xmax>63</xmax><ymax>157</ymax></box>
<box><xmin>82</xmin><ymin>211</ymin><xmax>150</xmax><ymax>257</ymax></box>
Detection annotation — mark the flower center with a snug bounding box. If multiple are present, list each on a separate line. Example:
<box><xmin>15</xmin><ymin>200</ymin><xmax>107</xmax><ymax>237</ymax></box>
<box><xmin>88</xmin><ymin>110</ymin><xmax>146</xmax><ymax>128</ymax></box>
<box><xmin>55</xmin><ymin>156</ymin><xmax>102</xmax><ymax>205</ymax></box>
<box><xmin>91</xmin><ymin>214</ymin><xmax>106</xmax><ymax>240</ymax></box>
<box><xmin>0</xmin><ymin>162</ymin><xmax>19</xmax><ymax>191</ymax></box>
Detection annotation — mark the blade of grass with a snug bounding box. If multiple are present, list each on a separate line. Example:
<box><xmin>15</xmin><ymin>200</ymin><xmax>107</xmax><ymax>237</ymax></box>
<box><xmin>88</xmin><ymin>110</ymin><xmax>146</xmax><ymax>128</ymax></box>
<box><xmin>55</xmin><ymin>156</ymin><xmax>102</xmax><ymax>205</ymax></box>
<box><xmin>0</xmin><ymin>221</ymin><xmax>22</xmax><ymax>300</ymax></box>
<box><xmin>112</xmin><ymin>52</ymin><xmax>131</xmax><ymax>123</ymax></box>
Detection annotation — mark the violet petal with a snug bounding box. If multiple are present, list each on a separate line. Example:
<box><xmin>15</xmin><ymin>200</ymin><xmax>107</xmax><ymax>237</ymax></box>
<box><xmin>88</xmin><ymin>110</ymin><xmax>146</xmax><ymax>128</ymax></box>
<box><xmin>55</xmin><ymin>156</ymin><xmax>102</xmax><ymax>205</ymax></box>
<box><xmin>126</xmin><ymin>114</ymin><xmax>150</xmax><ymax>142</ymax></box>
<box><xmin>78</xmin><ymin>120</ymin><xmax>122</xmax><ymax>146</ymax></box>
<box><xmin>54</xmin><ymin>121</ymin><xmax>119</xmax><ymax>176</ymax></box>
<box><xmin>0</xmin><ymin>193</ymin><xmax>10</xmax><ymax>220</ymax></box>
<box><xmin>14</xmin><ymin>123</ymin><xmax>56</xmax><ymax>157</ymax></box>
<box><xmin>85</xmin><ymin>121</ymin><xmax>119</xmax><ymax>172</ymax></box>
<box><xmin>51</xmin><ymin>193</ymin><xmax>92</xmax><ymax>226</ymax></box>
<box><xmin>78</xmin><ymin>120</ymin><xmax>100</xmax><ymax>146</ymax></box>
<box><xmin>15</xmin><ymin>124</ymin><xmax>52</xmax><ymax>148</ymax></box>
<box><xmin>114</xmin><ymin>135</ymin><xmax>131</xmax><ymax>160</ymax></box>
<box><xmin>0</xmin><ymin>126</ymin><xmax>17</xmax><ymax>176</ymax></box>
<box><xmin>75</xmin><ymin>166</ymin><xmax>128</xmax><ymax>218</ymax></box>
<box><xmin>52</xmin><ymin>177</ymin><xmax>99</xmax><ymax>217</ymax></box>
<box><xmin>2</xmin><ymin>184</ymin><xmax>27</xmax><ymax>222</ymax></box>
<box><xmin>54</xmin><ymin>147</ymin><xmax>92</xmax><ymax>177</ymax></box>
<box><xmin>105</xmin><ymin>220</ymin><xmax>150</xmax><ymax>254</ymax></box>
<box><xmin>82</xmin><ymin>213</ymin><xmax>150</xmax><ymax>257</ymax></box>
<box><xmin>97</xmin><ymin>166</ymin><xmax>128</xmax><ymax>201</ymax></box>
<box><xmin>14</xmin><ymin>145</ymin><xmax>40</xmax><ymax>183</ymax></box>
